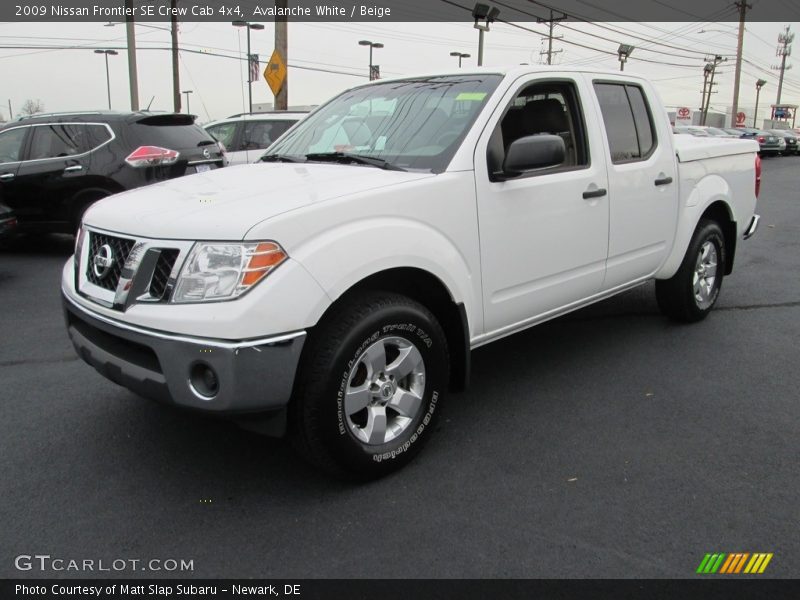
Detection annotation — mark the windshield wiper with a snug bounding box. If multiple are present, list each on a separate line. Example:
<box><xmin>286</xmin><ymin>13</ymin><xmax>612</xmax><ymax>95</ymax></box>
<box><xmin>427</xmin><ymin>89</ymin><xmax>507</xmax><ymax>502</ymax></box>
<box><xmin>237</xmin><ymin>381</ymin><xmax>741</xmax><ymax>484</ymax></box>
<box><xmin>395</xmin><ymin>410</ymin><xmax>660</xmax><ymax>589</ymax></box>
<box><xmin>260</xmin><ymin>153</ymin><xmax>302</xmax><ymax>163</ymax></box>
<box><xmin>304</xmin><ymin>152</ymin><xmax>406</xmax><ymax>171</ymax></box>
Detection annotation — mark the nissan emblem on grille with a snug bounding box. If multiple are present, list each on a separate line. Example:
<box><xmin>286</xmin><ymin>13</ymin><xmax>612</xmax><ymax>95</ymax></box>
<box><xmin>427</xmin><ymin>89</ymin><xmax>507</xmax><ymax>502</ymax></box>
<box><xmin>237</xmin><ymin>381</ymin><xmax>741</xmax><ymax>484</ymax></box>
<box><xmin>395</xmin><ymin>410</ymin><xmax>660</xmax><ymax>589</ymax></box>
<box><xmin>92</xmin><ymin>244</ymin><xmax>115</xmax><ymax>279</ymax></box>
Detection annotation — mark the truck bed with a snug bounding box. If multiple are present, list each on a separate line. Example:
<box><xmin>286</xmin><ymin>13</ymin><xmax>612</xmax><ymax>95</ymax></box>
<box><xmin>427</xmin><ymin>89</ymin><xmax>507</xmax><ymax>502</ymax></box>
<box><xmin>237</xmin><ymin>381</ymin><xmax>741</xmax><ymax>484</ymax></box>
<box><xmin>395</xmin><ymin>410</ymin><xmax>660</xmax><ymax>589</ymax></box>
<box><xmin>673</xmin><ymin>134</ymin><xmax>759</xmax><ymax>162</ymax></box>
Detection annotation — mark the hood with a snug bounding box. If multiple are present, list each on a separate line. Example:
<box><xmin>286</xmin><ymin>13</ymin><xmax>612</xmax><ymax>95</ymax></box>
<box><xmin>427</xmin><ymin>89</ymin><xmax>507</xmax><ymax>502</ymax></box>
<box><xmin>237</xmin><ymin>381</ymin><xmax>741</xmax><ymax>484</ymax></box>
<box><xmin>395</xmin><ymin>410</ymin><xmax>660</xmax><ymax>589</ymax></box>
<box><xmin>84</xmin><ymin>163</ymin><xmax>433</xmax><ymax>240</ymax></box>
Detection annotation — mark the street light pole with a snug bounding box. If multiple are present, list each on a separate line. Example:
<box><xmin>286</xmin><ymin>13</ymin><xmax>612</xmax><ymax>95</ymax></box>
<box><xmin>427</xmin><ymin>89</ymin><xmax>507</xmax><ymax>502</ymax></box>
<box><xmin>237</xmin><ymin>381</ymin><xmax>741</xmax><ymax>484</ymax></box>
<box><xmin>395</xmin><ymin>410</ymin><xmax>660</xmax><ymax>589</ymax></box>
<box><xmin>94</xmin><ymin>50</ymin><xmax>118</xmax><ymax>109</ymax></box>
<box><xmin>472</xmin><ymin>4</ymin><xmax>500</xmax><ymax>67</ymax></box>
<box><xmin>359</xmin><ymin>40</ymin><xmax>384</xmax><ymax>80</ymax></box>
<box><xmin>233</xmin><ymin>21</ymin><xmax>265</xmax><ymax>113</ymax></box>
<box><xmin>617</xmin><ymin>44</ymin><xmax>634</xmax><ymax>72</ymax></box>
<box><xmin>450</xmin><ymin>51</ymin><xmax>471</xmax><ymax>67</ymax></box>
<box><xmin>182</xmin><ymin>90</ymin><xmax>193</xmax><ymax>114</ymax></box>
<box><xmin>124</xmin><ymin>0</ymin><xmax>139</xmax><ymax>111</ymax></box>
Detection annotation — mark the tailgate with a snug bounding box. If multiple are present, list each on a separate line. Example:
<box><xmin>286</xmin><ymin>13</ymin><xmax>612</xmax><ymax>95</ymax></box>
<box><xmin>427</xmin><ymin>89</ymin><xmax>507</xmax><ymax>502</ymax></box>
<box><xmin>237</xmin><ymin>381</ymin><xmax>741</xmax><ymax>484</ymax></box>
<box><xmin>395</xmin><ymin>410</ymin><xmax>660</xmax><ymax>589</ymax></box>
<box><xmin>131</xmin><ymin>114</ymin><xmax>225</xmax><ymax>176</ymax></box>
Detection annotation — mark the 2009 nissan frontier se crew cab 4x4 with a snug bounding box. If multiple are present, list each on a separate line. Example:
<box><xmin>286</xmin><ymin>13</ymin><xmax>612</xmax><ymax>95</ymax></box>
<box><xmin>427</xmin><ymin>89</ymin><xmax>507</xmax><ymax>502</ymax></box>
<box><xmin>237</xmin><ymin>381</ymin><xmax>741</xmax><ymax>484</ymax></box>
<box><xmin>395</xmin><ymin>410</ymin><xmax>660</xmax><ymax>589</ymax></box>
<box><xmin>62</xmin><ymin>67</ymin><xmax>761</xmax><ymax>479</ymax></box>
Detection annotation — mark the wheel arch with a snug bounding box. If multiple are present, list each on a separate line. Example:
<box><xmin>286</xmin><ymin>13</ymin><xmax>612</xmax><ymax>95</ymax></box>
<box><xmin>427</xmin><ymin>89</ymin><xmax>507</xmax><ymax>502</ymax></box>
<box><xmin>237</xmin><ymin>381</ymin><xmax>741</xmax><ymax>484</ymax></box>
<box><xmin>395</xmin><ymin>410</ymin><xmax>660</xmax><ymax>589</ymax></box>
<box><xmin>699</xmin><ymin>200</ymin><xmax>737</xmax><ymax>275</ymax></box>
<box><xmin>656</xmin><ymin>196</ymin><xmax>738</xmax><ymax>280</ymax></box>
<box><xmin>69</xmin><ymin>182</ymin><xmax>123</xmax><ymax>229</ymax></box>
<box><xmin>307</xmin><ymin>267</ymin><xmax>470</xmax><ymax>394</ymax></box>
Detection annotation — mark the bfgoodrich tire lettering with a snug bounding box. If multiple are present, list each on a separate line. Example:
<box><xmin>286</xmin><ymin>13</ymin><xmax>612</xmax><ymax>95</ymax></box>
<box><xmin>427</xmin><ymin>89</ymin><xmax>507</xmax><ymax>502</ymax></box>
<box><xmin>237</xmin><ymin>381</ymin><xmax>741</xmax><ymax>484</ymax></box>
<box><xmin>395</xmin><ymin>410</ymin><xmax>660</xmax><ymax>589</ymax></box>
<box><xmin>656</xmin><ymin>219</ymin><xmax>726</xmax><ymax>323</ymax></box>
<box><xmin>291</xmin><ymin>292</ymin><xmax>449</xmax><ymax>479</ymax></box>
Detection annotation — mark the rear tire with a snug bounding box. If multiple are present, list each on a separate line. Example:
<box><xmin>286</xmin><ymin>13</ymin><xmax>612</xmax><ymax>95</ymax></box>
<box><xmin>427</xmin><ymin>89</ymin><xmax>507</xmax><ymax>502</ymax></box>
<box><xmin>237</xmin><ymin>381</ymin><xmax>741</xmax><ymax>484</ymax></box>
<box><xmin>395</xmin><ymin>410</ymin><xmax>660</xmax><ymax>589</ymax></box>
<box><xmin>656</xmin><ymin>219</ymin><xmax>726</xmax><ymax>323</ymax></box>
<box><xmin>291</xmin><ymin>292</ymin><xmax>449</xmax><ymax>480</ymax></box>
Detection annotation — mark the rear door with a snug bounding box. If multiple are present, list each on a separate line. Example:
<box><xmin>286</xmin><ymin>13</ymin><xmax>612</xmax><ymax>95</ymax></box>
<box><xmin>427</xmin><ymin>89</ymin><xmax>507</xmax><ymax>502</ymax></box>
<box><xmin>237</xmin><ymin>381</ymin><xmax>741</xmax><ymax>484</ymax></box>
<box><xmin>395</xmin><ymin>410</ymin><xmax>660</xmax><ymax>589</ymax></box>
<box><xmin>13</xmin><ymin>123</ymin><xmax>111</xmax><ymax>227</ymax></box>
<box><xmin>0</xmin><ymin>126</ymin><xmax>29</xmax><ymax>209</ymax></box>
<box><xmin>590</xmin><ymin>79</ymin><xmax>679</xmax><ymax>290</ymax></box>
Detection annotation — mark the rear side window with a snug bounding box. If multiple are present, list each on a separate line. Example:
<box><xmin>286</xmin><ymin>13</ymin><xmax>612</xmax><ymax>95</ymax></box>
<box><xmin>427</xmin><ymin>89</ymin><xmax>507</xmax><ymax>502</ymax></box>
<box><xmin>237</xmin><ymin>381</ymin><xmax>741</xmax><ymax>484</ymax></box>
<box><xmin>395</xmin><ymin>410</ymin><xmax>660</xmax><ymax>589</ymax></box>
<box><xmin>0</xmin><ymin>127</ymin><xmax>28</xmax><ymax>163</ymax></box>
<box><xmin>594</xmin><ymin>82</ymin><xmax>657</xmax><ymax>163</ymax></box>
<box><xmin>206</xmin><ymin>122</ymin><xmax>237</xmax><ymax>149</ymax></box>
<box><xmin>28</xmin><ymin>124</ymin><xmax>109</xmax><ymax>159</ymax></box>
<box><xmin>241</xmin><ymin>120</ymin><xmax>296</xmax><ymax>151</ymax></box>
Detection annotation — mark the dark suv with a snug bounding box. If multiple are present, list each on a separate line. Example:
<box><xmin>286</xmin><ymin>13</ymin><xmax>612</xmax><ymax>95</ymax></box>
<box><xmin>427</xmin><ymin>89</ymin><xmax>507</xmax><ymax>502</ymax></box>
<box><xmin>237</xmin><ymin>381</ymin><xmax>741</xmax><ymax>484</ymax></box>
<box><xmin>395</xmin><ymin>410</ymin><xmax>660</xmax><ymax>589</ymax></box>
<box><xmin>0</xmin><ymin>112</ymin><xmax>226</xmax><ymax>234</ymax></box>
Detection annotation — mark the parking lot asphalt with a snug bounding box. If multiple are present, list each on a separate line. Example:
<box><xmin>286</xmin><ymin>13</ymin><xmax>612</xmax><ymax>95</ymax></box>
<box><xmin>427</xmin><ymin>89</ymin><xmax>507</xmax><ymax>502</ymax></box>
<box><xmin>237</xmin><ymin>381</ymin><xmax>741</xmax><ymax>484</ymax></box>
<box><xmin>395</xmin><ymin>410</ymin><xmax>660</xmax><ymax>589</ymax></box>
<box><xmin>1</xmin><ymin>156</ymin><xmax>798</xmax><ymax>579</ymax></box>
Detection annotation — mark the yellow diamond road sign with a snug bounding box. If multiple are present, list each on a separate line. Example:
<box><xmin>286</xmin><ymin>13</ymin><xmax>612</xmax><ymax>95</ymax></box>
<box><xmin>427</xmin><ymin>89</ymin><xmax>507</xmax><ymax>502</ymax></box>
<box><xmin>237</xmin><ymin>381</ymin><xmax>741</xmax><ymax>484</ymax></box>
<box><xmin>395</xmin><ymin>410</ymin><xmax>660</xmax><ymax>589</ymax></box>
<box><xmin>264</xmin><ymin>49</ymin><xmax>286</xmax><ymax>96</ymax></box>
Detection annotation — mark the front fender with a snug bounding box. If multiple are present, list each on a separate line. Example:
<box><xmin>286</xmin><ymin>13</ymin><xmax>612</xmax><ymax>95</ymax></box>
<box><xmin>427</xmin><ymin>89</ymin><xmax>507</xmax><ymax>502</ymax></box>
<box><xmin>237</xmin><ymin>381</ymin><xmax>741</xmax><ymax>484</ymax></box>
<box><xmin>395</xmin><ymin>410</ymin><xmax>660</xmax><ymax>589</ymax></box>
<box><xmin>289</xmin><ymin>216</ymin><xmax>480</xmax><ymax>336</ymax></box>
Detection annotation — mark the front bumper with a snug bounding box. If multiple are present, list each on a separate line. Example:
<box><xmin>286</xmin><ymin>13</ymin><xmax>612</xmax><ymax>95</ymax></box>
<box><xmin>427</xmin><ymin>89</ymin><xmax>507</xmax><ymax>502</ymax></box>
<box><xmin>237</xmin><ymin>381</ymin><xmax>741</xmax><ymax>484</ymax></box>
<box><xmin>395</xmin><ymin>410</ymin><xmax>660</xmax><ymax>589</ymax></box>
<box><xmin>63</xmin><ymin>293</ymin><xmax>306</xmax><ymax>414</ymax></box>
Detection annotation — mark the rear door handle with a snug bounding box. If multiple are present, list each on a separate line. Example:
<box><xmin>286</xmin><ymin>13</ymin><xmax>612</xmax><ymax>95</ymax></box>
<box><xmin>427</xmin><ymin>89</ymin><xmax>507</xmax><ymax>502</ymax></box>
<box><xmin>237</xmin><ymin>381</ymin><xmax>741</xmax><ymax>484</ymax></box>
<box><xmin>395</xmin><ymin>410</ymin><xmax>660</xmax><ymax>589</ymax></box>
<box><xmin>0</xmin><ymin>173</ymin><xmax>14</xmax><ymax>181</ymax></box>
<box><xmin>654</xmin><ymin>176</ymin><xmax>673</xmax><ymax>186</ymax></box>
<box><xmin>582</xmin><ymin>188</ymin><xmax>607</xmax><ymax>199</ymax></box>
<box><xmin>64</xmin><ymin>165</ymin><xmax>84</xmax><ymax>173</ymax></box>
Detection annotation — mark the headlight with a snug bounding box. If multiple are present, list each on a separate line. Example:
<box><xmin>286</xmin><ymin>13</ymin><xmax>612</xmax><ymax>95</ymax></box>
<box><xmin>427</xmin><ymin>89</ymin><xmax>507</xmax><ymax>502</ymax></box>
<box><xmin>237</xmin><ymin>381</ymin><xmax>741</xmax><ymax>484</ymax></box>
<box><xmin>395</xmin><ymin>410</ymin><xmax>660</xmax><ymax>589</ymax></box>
<box><xmin>172</xmin><ymin>241</ymin><xmax>287</xmax><ymax>303</ymax></box>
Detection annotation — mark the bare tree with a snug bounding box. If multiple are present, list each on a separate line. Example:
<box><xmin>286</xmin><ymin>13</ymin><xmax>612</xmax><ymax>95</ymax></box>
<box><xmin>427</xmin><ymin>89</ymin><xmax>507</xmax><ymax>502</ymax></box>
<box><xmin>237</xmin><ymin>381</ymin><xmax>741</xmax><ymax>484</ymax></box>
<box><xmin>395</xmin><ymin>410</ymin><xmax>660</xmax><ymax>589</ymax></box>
<box><xmin>20</xmin><ymin>99</ymin><xmax>45</xmax><ymax>116</ymax></box>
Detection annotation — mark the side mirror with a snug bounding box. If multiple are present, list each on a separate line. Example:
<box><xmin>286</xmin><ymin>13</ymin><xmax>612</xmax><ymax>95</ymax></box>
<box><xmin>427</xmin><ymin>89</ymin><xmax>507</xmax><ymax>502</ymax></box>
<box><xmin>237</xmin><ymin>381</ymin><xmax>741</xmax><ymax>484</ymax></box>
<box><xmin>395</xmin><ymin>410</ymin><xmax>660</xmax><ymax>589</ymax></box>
<box><xmin>502</xmin><ymin>134</ymin><xmax>565</xmax><ymax>176</ymax></box>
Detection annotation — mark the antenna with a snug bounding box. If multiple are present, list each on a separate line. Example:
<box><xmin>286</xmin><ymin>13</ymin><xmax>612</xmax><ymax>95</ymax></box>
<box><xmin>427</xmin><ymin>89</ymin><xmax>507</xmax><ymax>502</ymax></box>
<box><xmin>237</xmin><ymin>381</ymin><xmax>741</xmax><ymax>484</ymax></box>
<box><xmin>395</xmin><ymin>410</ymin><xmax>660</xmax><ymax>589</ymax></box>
<box><xmin>146</xmin><ymin>96</ymin><xmax>155</xmax><ymax>111</ymax></box>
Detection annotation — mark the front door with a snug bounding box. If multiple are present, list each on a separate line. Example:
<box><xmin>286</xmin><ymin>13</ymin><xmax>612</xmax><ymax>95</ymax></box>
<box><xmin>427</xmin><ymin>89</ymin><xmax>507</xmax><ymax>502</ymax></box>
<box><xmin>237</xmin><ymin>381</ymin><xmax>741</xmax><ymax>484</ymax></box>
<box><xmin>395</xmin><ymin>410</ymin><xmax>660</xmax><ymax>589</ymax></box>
<box><xmin>474</xmin><ymin>75</ymin><xmax>611</xmax><ymax>335</ymax></box>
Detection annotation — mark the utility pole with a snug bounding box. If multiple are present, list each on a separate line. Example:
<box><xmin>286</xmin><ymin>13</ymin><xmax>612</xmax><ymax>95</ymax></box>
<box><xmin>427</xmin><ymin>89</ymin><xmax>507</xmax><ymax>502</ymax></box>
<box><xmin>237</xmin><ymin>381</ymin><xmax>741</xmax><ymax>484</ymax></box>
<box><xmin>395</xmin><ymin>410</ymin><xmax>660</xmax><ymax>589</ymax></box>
<box><xmin>701</xmin><ymin>63</ymin><xmax>712</xmax><ymax>114</ymax></box>
<box><xmin>730</xmin><ymin>1</ymin><xmax>750</xmax><ymax>128</ymax></box>
<box><xmin>170</xmin><ymin>0</ymin><xmax>181</xmax><ymax>113</ymax></box>
<box><xmin>754</xmin><ymin>79</ymin><xmax>767</xmax><ymax>127</ymax></box>
<box><xmin>125</xmin><ymin>0</ymin><xmax>139</xmax><ymax>111</ymax></box>
<box><xmin>536</xmin><ymin>9</ymin><xmax>566</xmax><ymax>65</ymax></box>
<box><xmin>275</xmin><ymin>0</ymin><xmax>288</xmax><ymax>110</ymax></box>
<box><xmin>702</xmin><ymin>55</ymin><xmax>725</xmax><ymax>126</ymax></box>
<box><xmin>773</xmin><ymin>26</ymin><xmax>794</xmax><ymax>106</ymax></box>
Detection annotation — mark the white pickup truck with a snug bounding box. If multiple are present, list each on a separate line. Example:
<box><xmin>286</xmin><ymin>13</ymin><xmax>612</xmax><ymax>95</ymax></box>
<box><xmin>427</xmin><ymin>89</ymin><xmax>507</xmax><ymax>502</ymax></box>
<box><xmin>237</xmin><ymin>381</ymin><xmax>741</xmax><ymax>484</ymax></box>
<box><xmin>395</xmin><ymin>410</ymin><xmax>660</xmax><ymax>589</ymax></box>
<box><xmin>62</xmin><ymin>67</ymin><xmax>760</xmax><ymax>479</ymax></box>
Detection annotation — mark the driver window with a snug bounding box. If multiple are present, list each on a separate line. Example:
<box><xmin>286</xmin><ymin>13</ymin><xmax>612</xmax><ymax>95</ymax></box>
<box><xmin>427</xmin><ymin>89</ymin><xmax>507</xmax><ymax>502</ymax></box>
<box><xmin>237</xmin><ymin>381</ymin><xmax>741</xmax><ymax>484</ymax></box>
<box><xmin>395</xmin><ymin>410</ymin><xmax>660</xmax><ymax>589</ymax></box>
<box><xmin>487</xmin><ymin>80</ymin><xmax>588</xmax><ymax>179</ymax></box>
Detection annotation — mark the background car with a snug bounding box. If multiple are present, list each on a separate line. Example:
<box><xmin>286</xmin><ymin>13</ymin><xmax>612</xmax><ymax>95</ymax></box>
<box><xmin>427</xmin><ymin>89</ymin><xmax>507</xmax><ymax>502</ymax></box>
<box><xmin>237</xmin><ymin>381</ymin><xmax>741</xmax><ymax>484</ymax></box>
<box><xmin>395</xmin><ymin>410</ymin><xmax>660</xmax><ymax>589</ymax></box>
<box><xmin>204</xmin><ymin>112</ymin><xmax>307</xmax><ymax>165</ymax></box>
<box><xmin>753</xmin><ymin>130</ymin><xmax>784</xmax><ymax>156</ymax></box>
<box><xmin>768</xmin><ymin>129</ymin><xmax>798</xmax><ymax>155</ymax></box>
<box><xmin>723</xmin><ymin>127</ymin><xmax>759</xmax><ymax>139</ymax></box>
<box><xmin>0</xmin><ymin>111</ymin><xmax>226</xmax><ymax>234</ymax></box>
<box><xmin>0</xmin><ymin>201</ymin><xmax>17</xmax><ymax>240</ymax></box>
<box><xmin>674</xmin><ymin>125</ymin><xmax>711</xmax><ymax>137</ymax></box>
<box><xmin>703</xmin><ymin>126</ymin><xmax>740</xmax><ymax>138</ymax></box>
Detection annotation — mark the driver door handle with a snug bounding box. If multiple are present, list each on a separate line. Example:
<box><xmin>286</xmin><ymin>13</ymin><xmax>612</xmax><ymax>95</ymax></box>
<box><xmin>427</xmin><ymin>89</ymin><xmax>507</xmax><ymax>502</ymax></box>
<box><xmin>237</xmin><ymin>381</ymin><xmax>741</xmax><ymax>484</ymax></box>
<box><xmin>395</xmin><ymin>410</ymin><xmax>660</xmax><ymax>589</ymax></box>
<box><xmin>0</xmin><ymin>173</ymin><xmax>14</xmax><ymax>181</ymax></box>
<box><xmin>64</xmin><ymin>165</ymin><xmax>84</xmax><ymax>173</ymax></box>
<box><xmin>654</xmin><ymin>176</ymin><xmax>673</xmax><ymax>186</ymax></box>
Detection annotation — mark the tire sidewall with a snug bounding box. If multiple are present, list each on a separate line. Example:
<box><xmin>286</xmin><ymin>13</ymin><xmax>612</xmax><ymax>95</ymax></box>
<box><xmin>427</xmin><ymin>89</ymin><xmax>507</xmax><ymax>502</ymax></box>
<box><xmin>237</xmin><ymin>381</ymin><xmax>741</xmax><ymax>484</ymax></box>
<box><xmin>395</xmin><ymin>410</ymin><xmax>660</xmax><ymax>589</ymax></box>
<box><xmin>313</xmin><ymin>301</ymin><xmax>448</xmax><ymax>475</ymax></box>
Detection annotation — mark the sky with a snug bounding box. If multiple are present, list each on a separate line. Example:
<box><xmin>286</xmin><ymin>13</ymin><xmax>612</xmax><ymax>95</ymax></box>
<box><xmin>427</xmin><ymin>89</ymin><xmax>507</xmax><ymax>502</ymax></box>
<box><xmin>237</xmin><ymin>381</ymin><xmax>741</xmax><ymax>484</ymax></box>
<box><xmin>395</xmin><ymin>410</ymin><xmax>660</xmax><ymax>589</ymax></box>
<box><xmin>1</xmin><ymin>18</ymin><xmax>799</xmax><ymax>126</ymax></box>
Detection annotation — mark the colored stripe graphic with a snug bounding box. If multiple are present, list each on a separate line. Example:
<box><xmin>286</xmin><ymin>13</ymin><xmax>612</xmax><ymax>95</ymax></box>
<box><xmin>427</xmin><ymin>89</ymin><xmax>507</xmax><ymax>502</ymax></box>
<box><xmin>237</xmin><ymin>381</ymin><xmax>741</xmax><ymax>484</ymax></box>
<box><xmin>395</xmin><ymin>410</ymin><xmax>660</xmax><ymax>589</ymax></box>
<box><xmin>719</xmin><ymin>554</ymin><xmax>735</xmax><ymax>573</ymax></box>
<box><xmin>699</xmin><ymin>552</ymin><xmax>773</xmax><ymax>574</ymax></box>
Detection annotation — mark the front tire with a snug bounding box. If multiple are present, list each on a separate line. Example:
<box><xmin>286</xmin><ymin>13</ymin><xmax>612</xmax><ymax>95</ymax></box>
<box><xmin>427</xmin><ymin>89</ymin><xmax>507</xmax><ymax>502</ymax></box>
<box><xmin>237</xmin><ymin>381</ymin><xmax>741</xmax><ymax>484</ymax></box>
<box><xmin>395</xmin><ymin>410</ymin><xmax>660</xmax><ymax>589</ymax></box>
<box><xmin>291</xmin><ymin>292</ymin><xmax>449</xmax><ymax>479</ymax></box>
<box><xmin>656</xmin><ymin>219</ymin><xmax>726</xmax><ymax>323</ymax></box>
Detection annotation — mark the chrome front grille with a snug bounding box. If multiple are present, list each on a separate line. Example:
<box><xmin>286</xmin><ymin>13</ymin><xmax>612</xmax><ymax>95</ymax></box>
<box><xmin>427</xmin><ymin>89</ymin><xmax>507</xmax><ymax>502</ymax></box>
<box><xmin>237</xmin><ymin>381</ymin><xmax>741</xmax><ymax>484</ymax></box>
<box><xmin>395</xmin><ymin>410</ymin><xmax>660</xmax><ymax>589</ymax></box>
<box><xmin>86</xmin><ymin>233</ymin><xmax>135</xmax><ymax>291</ymax></box>
<box><xmin>77</xmin><ymin>228</ymin><xmax>194</xmax><ymax>311</ymax></box>
<box><xmin>149</xmin><ymin>249</ymin><xmax>180</xmax><ymax>300</ymax></box>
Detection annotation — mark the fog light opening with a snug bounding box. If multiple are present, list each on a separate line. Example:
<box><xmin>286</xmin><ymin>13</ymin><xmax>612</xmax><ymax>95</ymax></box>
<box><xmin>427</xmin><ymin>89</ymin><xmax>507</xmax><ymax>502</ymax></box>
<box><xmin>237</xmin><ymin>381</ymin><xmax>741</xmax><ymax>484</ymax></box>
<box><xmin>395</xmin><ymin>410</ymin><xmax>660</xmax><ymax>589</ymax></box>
<box><xmin>189</xmin><ymin>362</ymin><xmax>219</xmax><ymax>400</ymax></box>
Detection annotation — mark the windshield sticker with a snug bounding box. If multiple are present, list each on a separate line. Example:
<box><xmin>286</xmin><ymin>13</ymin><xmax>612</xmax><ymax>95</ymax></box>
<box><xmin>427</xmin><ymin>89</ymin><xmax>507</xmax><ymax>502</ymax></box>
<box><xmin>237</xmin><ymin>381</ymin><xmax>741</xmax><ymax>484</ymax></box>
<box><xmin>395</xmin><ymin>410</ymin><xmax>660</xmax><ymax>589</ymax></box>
<box><xmin>455</xmin><ymin>92</ymin><xmax>488</xmax><ymax>101</ymax></box>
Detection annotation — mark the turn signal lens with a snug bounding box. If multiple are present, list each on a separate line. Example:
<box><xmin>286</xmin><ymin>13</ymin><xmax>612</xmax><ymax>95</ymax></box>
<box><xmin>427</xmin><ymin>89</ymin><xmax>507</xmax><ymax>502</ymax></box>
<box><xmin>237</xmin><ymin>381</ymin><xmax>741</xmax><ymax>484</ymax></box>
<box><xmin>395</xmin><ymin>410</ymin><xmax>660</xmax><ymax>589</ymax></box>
<box><xmin>242</xmin><ymin>243</ymin><xmax>287</xmax><ymax>287</ymax></box>
<box><xmin>125</xmin><ymin>146</ymin><xmax>180</xmax><ymax>168</ymax></box>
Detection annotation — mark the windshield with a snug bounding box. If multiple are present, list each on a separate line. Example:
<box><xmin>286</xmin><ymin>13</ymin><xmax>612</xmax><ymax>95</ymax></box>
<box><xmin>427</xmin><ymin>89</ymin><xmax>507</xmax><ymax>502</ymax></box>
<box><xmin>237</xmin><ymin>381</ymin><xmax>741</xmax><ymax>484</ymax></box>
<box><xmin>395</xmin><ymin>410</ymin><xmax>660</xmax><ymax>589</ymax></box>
<box><xmin>266</xmin><ymin>74</ymin><xmax>502</xmax><ymax>172</ymax></box>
